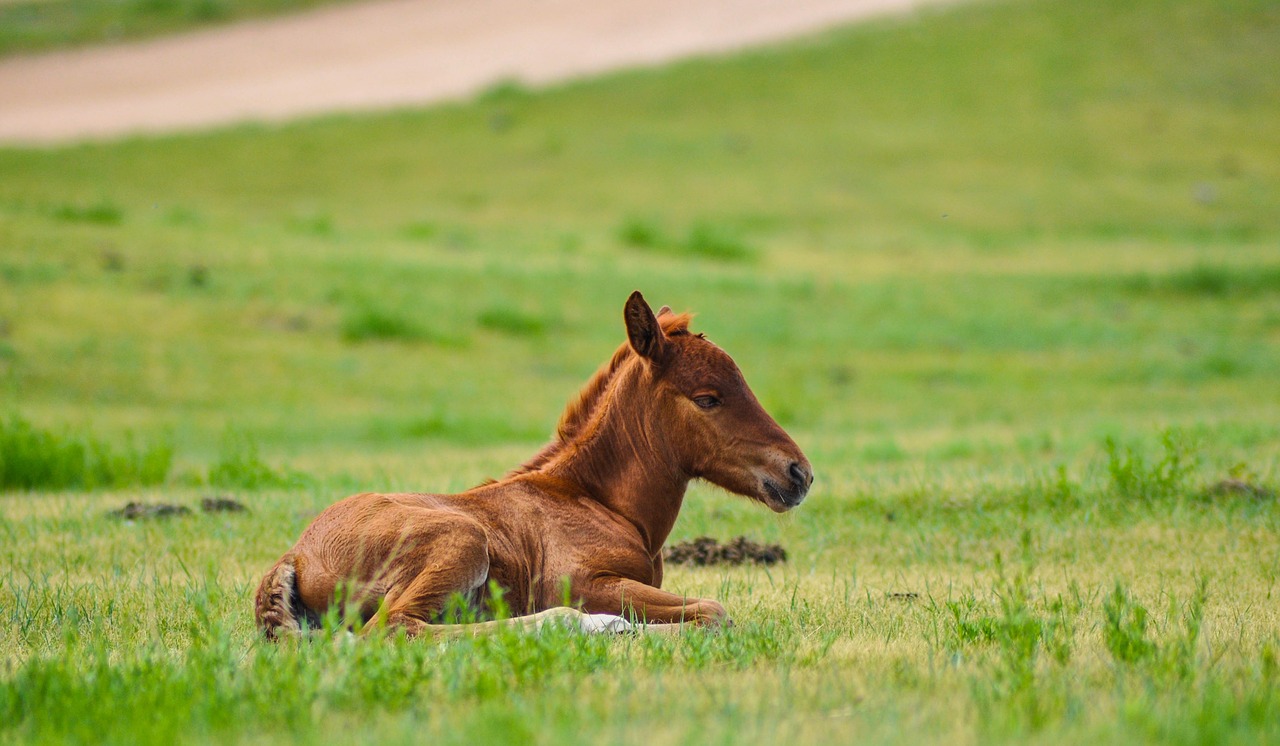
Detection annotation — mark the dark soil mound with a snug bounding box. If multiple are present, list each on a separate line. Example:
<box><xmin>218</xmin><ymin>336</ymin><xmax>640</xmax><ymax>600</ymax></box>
<box><xmin>1205</xmin><ymin>479</ymin><xmax>1275</xmax><ymax>500</ymax></box>
<box><xmin>109</xmin><ymin>502</ymin><xmax>191</xmax><ymax>519</ymax></box>
<box><xmin>201</xmin><ymin>496</ymin><xmax>248</xmax><ymax>512</ymax></box>
<box><xmin>663</xmin><ymin>536</ymin><xmax>787</xmax><ymax>566</ymax></box>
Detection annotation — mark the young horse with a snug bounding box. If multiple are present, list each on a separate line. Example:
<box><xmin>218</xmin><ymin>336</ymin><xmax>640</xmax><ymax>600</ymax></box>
<box><xmin>255</xmin><ymin>291</ymin><xmax>812</xmax><ymax>639</ymax></box>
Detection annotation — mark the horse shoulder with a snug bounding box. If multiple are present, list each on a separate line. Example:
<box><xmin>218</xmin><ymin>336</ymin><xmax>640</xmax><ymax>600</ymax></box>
<box><xmin>477</xmin><ymin>476</ymin><xmax>658</xmax><ymax>593</ymax></box>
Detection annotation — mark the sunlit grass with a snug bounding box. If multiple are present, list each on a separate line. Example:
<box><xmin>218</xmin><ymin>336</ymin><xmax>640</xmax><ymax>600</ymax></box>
<box><xmin>1</xmin><ymin>441</ymin><xmax>1277</xmax><ymax>743</ymax></box>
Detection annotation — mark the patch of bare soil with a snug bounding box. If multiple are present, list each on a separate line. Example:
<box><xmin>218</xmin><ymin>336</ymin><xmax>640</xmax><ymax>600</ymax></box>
<box><xmin>664</xmin><ymin>536</ymin><xmax>787</xmax><ymax>566</ymax></box>
<box><xmin>1204</xmin><ymin>479</ymin><xmax>1276</xmax><ymax>500</ymax></box>
<box><xmin>108</xmin><ymin>496</ymin><xmax>249</xmax><ymax>519</ymax></box>
<box><xmin>109</xmin><ymin>502</ymin><xmax>191</xmax><ymax>519</ymax></box>
<box><xmin>201</xmin><ymin>495</ymin><xmax>248</xmax><ymax>512</ymax></box>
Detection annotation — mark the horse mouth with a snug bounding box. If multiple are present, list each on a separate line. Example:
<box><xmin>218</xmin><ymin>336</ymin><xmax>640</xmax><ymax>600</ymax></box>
<box><xmin>762</xmin><ymin>479</ymin><xmax>806</xmax><ymax>512</ymax></box>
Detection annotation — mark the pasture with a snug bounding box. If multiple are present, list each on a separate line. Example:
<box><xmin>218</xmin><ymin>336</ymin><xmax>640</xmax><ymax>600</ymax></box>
<box><xmin>2</xmin><ymin>0</ymin><xmax>1279</xmax><ymax>742</ymax></box>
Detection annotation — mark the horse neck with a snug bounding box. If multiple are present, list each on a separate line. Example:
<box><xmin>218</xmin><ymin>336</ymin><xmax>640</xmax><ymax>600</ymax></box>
<box><xmin>544</xmin><ymin>363</ymin><xmax>689</xmax><ymax>556</ymax></box>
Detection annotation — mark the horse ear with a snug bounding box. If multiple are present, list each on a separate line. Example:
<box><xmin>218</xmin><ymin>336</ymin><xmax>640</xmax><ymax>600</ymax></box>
<box><xmin>624</xmin><ymin>291</ymin><xmax>669</xmax><ymax>364</ymax></box>
<box><xmin>656</xmin><ymin>305</ymin><xmax>672</xmax><ymax>317</ymax></box>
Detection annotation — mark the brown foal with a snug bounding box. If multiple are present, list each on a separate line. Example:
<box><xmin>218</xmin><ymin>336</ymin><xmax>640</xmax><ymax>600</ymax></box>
<box><xmin>254</xmin><ymin>291</ymin><xmax>812</xmax><ymax>639</ymax></box>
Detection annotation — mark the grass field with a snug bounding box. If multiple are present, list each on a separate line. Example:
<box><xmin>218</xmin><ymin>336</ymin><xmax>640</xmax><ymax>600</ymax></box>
<box><xmin>2</xmin><ymin>0</ymin><xmax>1280</xmax><ymax>742</ymax></box>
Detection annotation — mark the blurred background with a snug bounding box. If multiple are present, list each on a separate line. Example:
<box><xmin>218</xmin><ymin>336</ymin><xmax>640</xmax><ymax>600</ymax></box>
<box><xmin>0</xmin><ymin>0</ymin><xmax>1277</xmax><ymax>492</ymax></box>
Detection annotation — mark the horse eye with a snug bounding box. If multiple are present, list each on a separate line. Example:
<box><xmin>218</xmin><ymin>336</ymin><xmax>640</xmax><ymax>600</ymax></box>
<box><xmin>693</xmin><ymin>395</ymin><xmax>721</xmax><ymax>410</ymax></box>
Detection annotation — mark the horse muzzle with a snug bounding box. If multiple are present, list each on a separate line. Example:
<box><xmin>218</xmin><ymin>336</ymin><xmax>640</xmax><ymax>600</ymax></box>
<box><xmin>761</xmin><ymin>460</ymin><xmax>813</xmax><ymax>512</ymax></box>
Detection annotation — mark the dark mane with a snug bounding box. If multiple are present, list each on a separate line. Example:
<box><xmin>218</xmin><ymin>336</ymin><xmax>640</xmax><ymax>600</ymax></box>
<box><xmin>504</xmin><ymin>313</ymin><xmax>693</xmax><ymax>478</ymax></box>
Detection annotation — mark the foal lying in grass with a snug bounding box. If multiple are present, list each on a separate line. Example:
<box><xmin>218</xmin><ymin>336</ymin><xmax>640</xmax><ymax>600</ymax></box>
<box><xmin>255</xmin><ymin>291</ymin><xmax>812</xmax><ymax>638</ymax></box>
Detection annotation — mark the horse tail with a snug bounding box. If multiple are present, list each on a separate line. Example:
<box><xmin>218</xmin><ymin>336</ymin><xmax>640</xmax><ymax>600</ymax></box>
<box><xmin>254</xmin><ymin>553</ymin><xmax>304</xmax><ymax>641</ymax></box>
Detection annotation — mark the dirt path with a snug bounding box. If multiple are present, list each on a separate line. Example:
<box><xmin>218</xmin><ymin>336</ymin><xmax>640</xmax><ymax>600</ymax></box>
<box><xmin>0</xmin><ymin>0</ymin><xmax>955</xmax><ymax>144</ymax></box>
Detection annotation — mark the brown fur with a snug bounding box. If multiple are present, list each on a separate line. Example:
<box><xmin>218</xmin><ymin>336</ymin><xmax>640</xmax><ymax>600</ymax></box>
<box><xmin>254</xmin><ymin>293</ymin><xmax>811</xmax><ymax>638</ymax></box>
<box><xmin>512</xmin><ymin>312</ymin><xmax>692</xmax><ymax>477</ymax></box>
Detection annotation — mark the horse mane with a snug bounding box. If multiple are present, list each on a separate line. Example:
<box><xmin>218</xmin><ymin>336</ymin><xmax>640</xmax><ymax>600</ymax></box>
<box><xmin>503</xmin><ymin>312</ymin><xmax>693</xmax><ymax>478</ymax></box>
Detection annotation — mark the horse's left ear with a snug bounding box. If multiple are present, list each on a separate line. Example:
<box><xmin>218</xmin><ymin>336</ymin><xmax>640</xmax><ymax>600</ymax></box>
<box><xmin>624</xmin><ymin>291</ymin><xmax>670</xmax><ymax>365</ymax></box>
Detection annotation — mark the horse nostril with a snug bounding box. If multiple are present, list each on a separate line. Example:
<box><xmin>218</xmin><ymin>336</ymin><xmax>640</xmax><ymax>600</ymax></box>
<box><xmin>788</xmin><ymin>462</ymin><xmax>811</xmax><ymax>488</ymax></box>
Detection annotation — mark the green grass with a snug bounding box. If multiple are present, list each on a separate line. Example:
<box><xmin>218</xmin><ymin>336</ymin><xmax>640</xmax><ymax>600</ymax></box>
<box><xmin>1</xmin><ymin>0</ymin><xmax>1279</xmax><ymax>742</ymax></box>
<box><xmin>1</xmin><ymin>448</ymin><xmax>1277</xmax><ymax>744</ymax></box>
<box><xmin>0</xmin><ymin>416</ymin><xmax>172</xmax><ymax>490</ymax></box>
<box><xmin>0</xmin><ymin>0</ymin><xmax>361</xmax><ymax>57</ymax></box>
<box><xmin>477</xmin><ymin>305</ymin><xmax>550</xmax><ymax>337</ymax></box>
<box><xmin>617</xmin><ymin>216</ymin><xmax>758</xmax><ymax>261</ymax></box>
<box><xmin>206</xmin><ymin>431</ymin><xmax>302</xmax><ymax>489</ymax></box>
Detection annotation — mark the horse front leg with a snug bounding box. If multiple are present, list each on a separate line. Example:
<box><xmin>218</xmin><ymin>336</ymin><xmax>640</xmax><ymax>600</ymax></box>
<box><xmin>577</xmin><ymin>576</ymin><xmax>730</xmax><ymax>629</ymax></box>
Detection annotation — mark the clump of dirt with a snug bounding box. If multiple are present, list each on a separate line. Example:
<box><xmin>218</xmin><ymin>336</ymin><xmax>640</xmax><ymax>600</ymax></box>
<box><xmin>663</xmin><ymin>536</ymin><xmax>787</xmax><ymax>567</ymax></box>
<box><xmin>1204</xmin><ymin>479</ymin><xmax>1275</xmax><ymax>500</ymax></box>
<box><xmin>201</xmin><ymin>496</ymin><xmax>247</xmax><ymax>513</ymax></box>
<box><xmin>109</xmin><ymin>502</ymin><xmax>191</xmax><ymax>520</ymax></box>
<box><xmin>109</xmin><ymin>496</ymin><xmax>249</xmax><ymax>519</ymax></box>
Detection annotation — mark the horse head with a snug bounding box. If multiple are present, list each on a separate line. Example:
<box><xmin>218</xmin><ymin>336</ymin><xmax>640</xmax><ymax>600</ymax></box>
<box><xmin>623</xmin><ymin>291</ymin><xmax>813</xmax><ymax>512</ymax></box>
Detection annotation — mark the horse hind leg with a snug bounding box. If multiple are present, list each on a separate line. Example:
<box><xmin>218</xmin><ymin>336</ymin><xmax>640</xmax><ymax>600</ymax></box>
<box><xmin>363</xmin><ymin>524</ymin><xmax>491</xmax><ymax>638</ymax></box>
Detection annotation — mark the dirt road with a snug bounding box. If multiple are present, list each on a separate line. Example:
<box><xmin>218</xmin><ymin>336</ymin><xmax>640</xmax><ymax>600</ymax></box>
<box><xmin>0</xmin><ymin>0</ymin><xmax>954</xmax><ymax>144</ymax></box>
